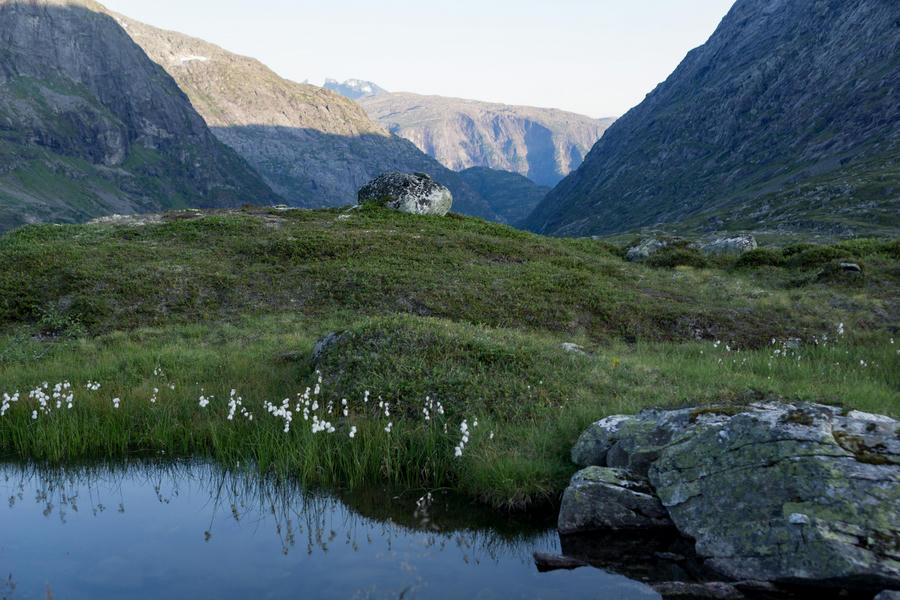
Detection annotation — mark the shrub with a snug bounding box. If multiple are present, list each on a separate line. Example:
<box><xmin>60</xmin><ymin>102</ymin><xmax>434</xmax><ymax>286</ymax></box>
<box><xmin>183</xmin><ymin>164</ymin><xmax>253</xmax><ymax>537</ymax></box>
<box><xmin>734</xmin><ymin>248</ymin><xmax>787</xmax><ymax>269</ymax></box>
<box><xmin>789</xmin><ymin>246</ymin><xmax>853</xmax><ymax>269</ymax></box>
<box><xmin>648</xmin><ymin>247</ymin><xmax>708</xmax><ymax>269</ymax></box>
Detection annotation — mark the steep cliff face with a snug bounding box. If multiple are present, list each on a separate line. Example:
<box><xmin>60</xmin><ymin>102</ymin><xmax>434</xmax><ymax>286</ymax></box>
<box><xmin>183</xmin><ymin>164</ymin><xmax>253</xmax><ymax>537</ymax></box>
<box><xmin>0</xmin><ymin>0</ymin><xmax>278</xmax><ymax>232</ymax></box>
<box><xmin>117</xmin><ymin>16</ymin><xmax>497</xmax><ymax>220</ymax></box>
<box><xmin>526</xmin><ymin>0</ymin><xmax>900</xmax><ymax>237</ymax></box>
<box><xmin>359</xmin><ymin>93</ymin><xmax>615</xmax><ymax>187</ymax></box>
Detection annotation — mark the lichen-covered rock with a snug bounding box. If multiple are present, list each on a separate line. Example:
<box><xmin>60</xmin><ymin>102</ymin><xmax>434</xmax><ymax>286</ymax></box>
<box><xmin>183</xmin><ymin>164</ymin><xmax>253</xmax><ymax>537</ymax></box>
<box><xmin>567</xmin><ymin>401</ymin><xmax>900</xmax><ymax>590</ymax></box>
<box><xmin>558</xmin><ymin>466</ymin><xmax>673</xmax><ymax>534</ymax></box>
<box><xmin>700</xmin><ymin>236</ymin><xmax>758</xmax><ymax>256</ymax></box>
<box><xmin>311</xmin><ymin>331</ymin><xmax>345</xmax><ymax>365</ymax></box>
<box><xmin>647</xmin><ymin>402</ymin><xmax>900</xmax><ymax>588</ymax></box>
<box><xmin>357</xmin><ymin>172</ymin><xmax>452</xmax><ymax>216</ymax></box>
<box><xmin>571</xmin><ymin>408</ymin><xmax>731</xmax><ymax>475</ymax></box>
<box><xmin>625</xmin><ymin>237</ymin><xmax>699</xmax><ymax>262</ymax></box>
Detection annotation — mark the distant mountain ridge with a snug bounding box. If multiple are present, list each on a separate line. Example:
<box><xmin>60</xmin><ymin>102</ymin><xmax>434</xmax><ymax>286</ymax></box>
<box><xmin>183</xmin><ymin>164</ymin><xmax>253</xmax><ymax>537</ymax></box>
<box><xmin>0</xmin><ymin>0</ymin><xmax>277</xmax><ymax>232</ymax></box>
<box><xmin>323</xmin><ymin>78</ymin><xmax>388</xmax><ymax>100</ymax></box>
<box><xmin>115</xmin><ymin>18</ymin><xmax>500</xmax><ymax>221</ymax></box>
<box><xmin>359</xmin><ymin>92</ymin><xmax>615</xmax><ymax>187</ymax></box>
<box><xmin>526</xmin><ymin>0</ymin><xmax>900</xmax><ymax>237</ymax></box>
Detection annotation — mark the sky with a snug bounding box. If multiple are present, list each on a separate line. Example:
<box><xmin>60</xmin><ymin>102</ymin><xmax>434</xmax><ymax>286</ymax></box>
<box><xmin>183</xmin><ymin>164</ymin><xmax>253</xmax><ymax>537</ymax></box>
<box><xmin>99</xmin><ymin>0</ymin><xmax>737</xmax><ymax>118</ymax></box>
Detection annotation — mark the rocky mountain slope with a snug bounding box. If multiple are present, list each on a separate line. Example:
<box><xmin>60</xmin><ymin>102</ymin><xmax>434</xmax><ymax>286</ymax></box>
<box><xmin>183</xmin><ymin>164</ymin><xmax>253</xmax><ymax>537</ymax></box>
<box><xmin>525</xmin><ymin>0</ymin><xmax>900</xmax><ymax>237</ymax></box>
<box><xmin>359</xmin><ymin>93</ymin><xmax>615</xmax><ymax>187</ymax></box>
<box><xmin>115</xmin><ymin>17</ymin><xmax>498</xmax><ymax>220</ymax></box>
<box><xmin>323</xmin><ymin>78</ymin><xmax>388</xmax><ymax>100</ymax></box>
<box><xmin>0</xmin><ymin>0</ymin><xmax>278</xmax><ymax>233</ymax></box>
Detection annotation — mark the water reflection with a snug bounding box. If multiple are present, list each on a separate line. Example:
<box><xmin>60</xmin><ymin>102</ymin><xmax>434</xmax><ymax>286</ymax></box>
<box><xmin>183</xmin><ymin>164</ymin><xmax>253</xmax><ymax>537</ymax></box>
<box><xmin>0</xmin><ymin>460</ymin><xmax>659</xmax><ymax>599</ymax></box>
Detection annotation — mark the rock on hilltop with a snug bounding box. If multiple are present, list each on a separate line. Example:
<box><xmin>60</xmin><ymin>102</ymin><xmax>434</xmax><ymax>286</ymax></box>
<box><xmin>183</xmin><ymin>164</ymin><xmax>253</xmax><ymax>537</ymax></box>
<box><xmin>116</xmin><ymin>17</ymin><xmax>498</xmax><ymax>221</ymax></box>
<box><xmin>526</xmin><ymin>0</ymin><xmax>900</xmax><ymax>237</ymax></box>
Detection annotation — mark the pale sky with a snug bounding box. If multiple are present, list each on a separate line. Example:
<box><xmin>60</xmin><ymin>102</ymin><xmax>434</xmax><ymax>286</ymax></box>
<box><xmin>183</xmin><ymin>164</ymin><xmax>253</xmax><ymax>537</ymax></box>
<box><xmin>99</xmin><ymin>0</ymin><xmax>737</xmax><ymax>118</ymax></box>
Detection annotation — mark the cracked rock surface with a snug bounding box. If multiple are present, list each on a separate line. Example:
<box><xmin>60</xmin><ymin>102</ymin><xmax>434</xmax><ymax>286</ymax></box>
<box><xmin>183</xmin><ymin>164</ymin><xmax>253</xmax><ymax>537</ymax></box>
<box><xmin>566</xmin><ymin>401</ymin><xmax>900</xmax><ymax>589</ymax></box>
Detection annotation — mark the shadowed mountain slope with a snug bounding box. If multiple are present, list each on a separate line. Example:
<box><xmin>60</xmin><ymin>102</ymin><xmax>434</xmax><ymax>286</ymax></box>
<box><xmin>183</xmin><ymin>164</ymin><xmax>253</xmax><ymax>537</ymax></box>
<box><xmin>359</xmin><ymin>92</ymin><xmax>615</xmax><ymax>187</ymax></box>
<box><xmin>0</xmin><ymin>0</ymin><xmax>278</xmax><ymax>232</ymax></box>
<box><xmin>116</xmin><ymin>16</ymin><xmax>498</xmax><ymax>220</ymax></box>
<box><xmin>457</xmin><ymin>168</ymin><xmax>550</xmax><ymax>226</ymax></box>
<box><xmin>525</xmin><ymin>0</ymin><xmax>900</xmax><ymax>238</ymax></box>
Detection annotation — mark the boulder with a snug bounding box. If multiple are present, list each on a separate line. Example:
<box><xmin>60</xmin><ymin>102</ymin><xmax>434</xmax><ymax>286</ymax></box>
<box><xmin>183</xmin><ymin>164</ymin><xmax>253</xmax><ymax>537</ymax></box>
<box><xmin>558</xmin><ymin>466</ymin><xmax>673</xmax><ymax>534</ymax></box>
<box><xmin>700</xmin><ymin>236</ymin><xmax>758</xmax><ymax>256</ymax></box>
<box><xmin>565</xmin><ymin>402</ymin><xmax>900</xmax><ymax>590</ymax></box>
<box><xmin>625</xmin><ymin>237</ymin><xmax>699</xmax><ymax>262</ymax></box>
<box><xmin>357</xmin><ymin>172</ymin><xmax>453</xmax><ymax>216</ymax></box>
<box><xmin>311</xmin><ymin>331</ymin><xmax>344</xmax><ymax>364</ymax></box>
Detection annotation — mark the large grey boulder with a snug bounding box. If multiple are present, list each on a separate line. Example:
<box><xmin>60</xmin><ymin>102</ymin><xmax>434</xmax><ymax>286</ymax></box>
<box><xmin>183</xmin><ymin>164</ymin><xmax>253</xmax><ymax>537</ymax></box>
<box><xmin>700</xmin><ymin>236</ymin><xmax>758</xmax><ymax>256</ymax></box>
<box><xmin>565</xmin><ymin>402</ymin><xmax>900</xmax><ymax>589</ymax></box>
<box><xmin>358</xmin><ymin>172</ymin><xmax>453</xmax><ymax>216</ymax></box>
<box><xmin>625</xmin><ymin>237</ymin><xmax>699</xmax><ymax>262</ymax></box>
<box><xmin>558</xmin><ymin>466</ymin><xmax>673</xmax><ymax>534</ymax></box>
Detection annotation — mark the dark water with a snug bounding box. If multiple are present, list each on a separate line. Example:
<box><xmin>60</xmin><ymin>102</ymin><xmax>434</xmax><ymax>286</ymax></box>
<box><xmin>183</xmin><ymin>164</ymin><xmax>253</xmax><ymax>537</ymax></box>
<box><xmin>0</xmin><ymin>461</ymin><xmax>660</xmax><ymax>599</ymax></box>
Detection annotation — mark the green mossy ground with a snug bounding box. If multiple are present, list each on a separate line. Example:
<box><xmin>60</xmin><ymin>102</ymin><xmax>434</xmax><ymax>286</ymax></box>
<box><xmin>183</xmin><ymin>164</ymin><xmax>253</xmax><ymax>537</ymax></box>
<box><xmin>0</xmin><ymin>206</ymin><xmax>897</xmax><ymax>509</ymax></box>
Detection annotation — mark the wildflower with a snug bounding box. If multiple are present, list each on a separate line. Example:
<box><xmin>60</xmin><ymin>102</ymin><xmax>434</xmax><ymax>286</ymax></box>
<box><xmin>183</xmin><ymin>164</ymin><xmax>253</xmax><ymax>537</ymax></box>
<box><xmin>837</xmin><ymin>323</ymin><xmax>844</xmax><ymax>335</ymax></box>
<box><xmin>384</xmin><ymin>422</ymin><xmax>393</xmax><ymax>433</ymax></box>
<box><xmin>112</xmin><ymin>398</ymin><xmax>121</xmax><ymax>409</ymax></box>
<box><xmin>349</xmin><ymin>426</ymin><xmax>357</xmax><ymax>438</ymax></box>
<box><xmin>454</xmin><ymin>446</ymin><xmax>463</xmax><ymax>457</ymax></box>
<box><xmin>31</xmin><ymin>410</ymin><xmax>37</xmax><ymax>420</ymax></box>
<box><xmin>489</xmin><ymin>431</ymin><xmax>495</xmax><ymax>440</ymax></box>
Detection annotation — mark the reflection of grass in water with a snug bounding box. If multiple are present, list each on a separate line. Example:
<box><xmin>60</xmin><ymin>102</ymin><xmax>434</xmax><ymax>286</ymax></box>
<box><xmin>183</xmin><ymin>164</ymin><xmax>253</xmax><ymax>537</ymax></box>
<box><xmin>0</xmin><ymin>460</ymin><xmax>556</xmax><ymax>563</ymax></box>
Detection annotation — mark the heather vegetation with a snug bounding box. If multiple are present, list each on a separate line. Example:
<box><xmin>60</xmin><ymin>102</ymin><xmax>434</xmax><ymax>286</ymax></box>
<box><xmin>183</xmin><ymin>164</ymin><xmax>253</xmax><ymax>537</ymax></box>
<box><xmin>0</xmin><ymin>206</ymin><xmax>897</xmax><ymax>509</ymax></box>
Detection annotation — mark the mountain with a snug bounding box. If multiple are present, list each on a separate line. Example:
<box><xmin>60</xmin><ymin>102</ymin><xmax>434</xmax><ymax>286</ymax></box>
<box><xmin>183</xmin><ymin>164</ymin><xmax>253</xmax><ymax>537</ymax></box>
<box><xmin>0</xmin><ymin>0</ymin><xmax>278</xmax><ymax>233</ymax></box>
<box><xmin>323</xmin><ymin>78</ymin><xmax>388</xmax><ymax>100</ymax></box>
<box><xmin>525</xmin><ymin>0</ymin><xmax>900</xmax><ymax>238</ymax></box>
<box><xmin>114</xmin><ymin>18</ymin><xmax>497</xmax><ymax>221</ymax></box>
<box><xmin>359</xmin><ymin>93</ymin><xmax>615</xmax><ymax>187</ymax></box>
<box><xmin>456</xmin><ymin>168</ymin><xmax>550</xmax><ymax>226</ymax></box>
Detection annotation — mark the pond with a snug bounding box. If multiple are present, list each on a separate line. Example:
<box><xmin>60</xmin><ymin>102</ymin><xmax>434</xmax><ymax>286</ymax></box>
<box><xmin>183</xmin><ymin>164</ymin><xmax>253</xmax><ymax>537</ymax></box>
<box><xmin>0</xmin><ymin>460</ymin><xmax>661</xmax><ymax>599</ymax></box>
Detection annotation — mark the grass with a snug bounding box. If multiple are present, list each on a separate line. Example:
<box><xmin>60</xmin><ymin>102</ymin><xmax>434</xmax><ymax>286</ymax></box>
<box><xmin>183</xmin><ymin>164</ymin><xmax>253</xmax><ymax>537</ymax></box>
<box><xmin>0</xmin><ymin>206</ymin><xmax>897</xmax><ymax>510</ymax></box>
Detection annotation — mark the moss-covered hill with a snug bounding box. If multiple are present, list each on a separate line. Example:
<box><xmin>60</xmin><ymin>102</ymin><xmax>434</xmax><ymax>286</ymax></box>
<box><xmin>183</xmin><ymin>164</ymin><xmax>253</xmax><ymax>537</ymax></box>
<box><xmin>0</xmin><ymin>207</ymin><xmax>896</xmax><ymax>508</ymax></box>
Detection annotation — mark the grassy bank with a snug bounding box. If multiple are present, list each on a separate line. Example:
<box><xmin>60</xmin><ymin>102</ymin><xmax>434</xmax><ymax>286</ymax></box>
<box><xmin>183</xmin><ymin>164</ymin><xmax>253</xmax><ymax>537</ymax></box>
<box><xmin>0</xmin><ymin>207</ymin><xmax>897</xmax><ymax>509</ymax></box>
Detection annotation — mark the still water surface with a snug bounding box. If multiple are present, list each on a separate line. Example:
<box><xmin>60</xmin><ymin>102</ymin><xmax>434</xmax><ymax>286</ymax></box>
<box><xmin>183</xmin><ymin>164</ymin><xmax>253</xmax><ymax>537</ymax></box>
<box><xmin>0</xmin><ymin>460</ymin><xmax>660</xmax><ymax>599</ymax></box>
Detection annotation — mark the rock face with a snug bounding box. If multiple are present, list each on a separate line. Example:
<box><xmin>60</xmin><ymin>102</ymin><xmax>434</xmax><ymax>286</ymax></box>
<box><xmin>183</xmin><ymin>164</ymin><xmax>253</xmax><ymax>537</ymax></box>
<box><xmin>358</xmin><ymin>173</ymin><xmax>452</xmax><ymax>216</ymax></box>
<box><xmin>0</xmin><ymin>0</ymin><xmax>279</xmax><ymax>233</ymax></box>
<box><xmin>558</xmin><ymin>467</ymin><xmax>672</xmax><ymax>534</ymax></box>
<box><xmin>566</xmin><ymin>402</ymin><xmax>900</xmax><ymax>590</ymax></box>
<box><xmin>526</xmin><ymin>0</ymin><xmax>900</xmax><ymax>237</ymax></box>
<box><xmin>116</xmin><ymin>15</ymin><xmax>499</xmax><ymax>222</ymax></box>
<box><xmin>359</xmin><ymin>92</ymin><xmax>615</xmax><ymax>187</ymax></box>
<box><xmin>456</xmin><ymin>167</ymin><xmax>550</xmax><ymax>226</ymax></box>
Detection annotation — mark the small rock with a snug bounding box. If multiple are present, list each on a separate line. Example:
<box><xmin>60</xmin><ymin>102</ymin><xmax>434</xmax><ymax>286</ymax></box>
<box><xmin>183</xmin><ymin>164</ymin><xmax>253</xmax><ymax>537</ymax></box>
<box><xmin>874</xmin><ymin>591</ymin><xmax>900</xmax><ymax>600</ymax></box>
<box><xmin>358</xmin><ymin>172</ymin><xmax>452</xmax><ymax>216</ymax></box>
<box><xmin>561</xmin><ymin>342</ymin><xmax>585</xmax><ymax>354</ymax></box>
<box><xmin>652</xmin><ymin>581</ymin><xmax>744</xmax><ymax>600</ymax></box>
<box><xmin>311</xmin><ymin>332</ymin><xmax>344</xmax><ymax>364</ymax></box>
<box><xmin>839</xmin><ymin>262</ymin><xmax>862</xmax><ymax>273</ymax></box>
<box><xmin>532</xmin><ymin>552</ymin><xmax>587</xmax><ymax>572</ymax></box>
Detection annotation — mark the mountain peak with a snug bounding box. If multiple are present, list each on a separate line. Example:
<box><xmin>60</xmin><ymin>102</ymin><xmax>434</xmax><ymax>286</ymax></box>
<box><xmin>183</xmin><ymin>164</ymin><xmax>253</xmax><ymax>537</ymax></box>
<box><xmin>323</xmin><ymin>78</ymin><xmax>389</xmax><ymax>100</ymax></box>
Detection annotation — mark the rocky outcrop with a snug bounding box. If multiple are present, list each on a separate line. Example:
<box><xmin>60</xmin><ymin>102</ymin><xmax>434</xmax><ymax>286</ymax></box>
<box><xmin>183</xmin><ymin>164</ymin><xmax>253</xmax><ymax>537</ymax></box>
<box><xmin>564</xmin><ymin>401</ymin><xmax>900</xmax><ymax>590</ymax></box>
<box><xmin>625</xmin><ymin>238</ymin><xmax>699</xmax><ymax>262</ymax></box>
<box><xmin>115</xmin><ymin>15</ymin><xmax>498</xmax><ymax>222</ymax></box>
<box><xmin>358</xmin><ymin>172</ymin><xmax>452</xmax><ymax>216</ymax></box>
<box><xmin>700</xmin><ymin>236</ymin><xmax>758</xmax><ymax>256</ymax></box>
<box><xmin>0</xmin><ymin>0</ymin><xmax>279</xmax><ymax>232</ymax></box>
<box><xmin>359</xmin><ymin>92</ymin><xmax>615</xmax><ymax>187</ymax></box>
<box><xmin>526</xmin><ymin>0</ymin><xmax>900</xmax><ymax>237</ymax></box>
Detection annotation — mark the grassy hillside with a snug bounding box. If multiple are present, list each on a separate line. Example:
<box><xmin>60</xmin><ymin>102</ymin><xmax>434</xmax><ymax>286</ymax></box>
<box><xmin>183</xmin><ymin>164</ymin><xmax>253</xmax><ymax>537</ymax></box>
<box><xmin>0</xmin><ymin>207</ymin><xmax>896</xmax><ymax>509</ymax></box>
